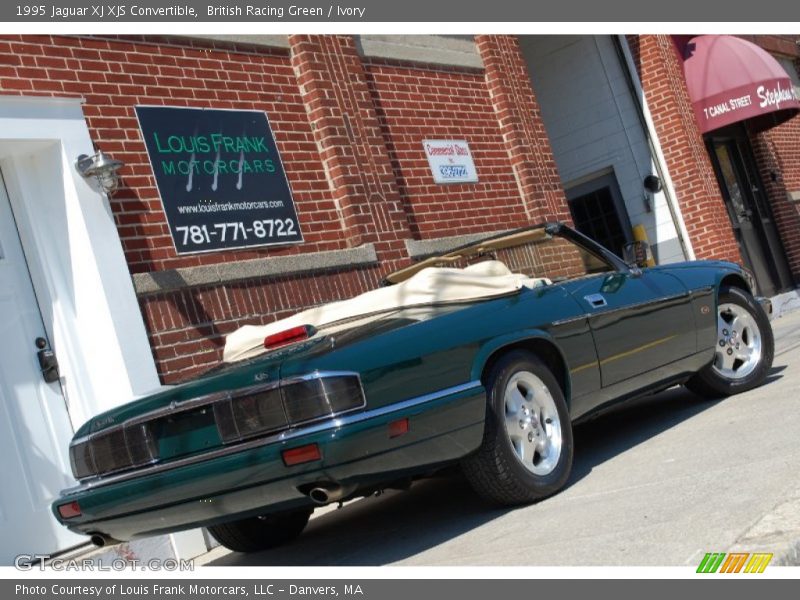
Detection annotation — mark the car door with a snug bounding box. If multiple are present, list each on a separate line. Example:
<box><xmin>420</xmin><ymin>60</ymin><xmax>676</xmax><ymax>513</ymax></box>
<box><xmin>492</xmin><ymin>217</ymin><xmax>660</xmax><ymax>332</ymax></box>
<box><xmin>561</xmin><ymin>269</ymin><xmax>697</xmax><ymax>388</ymax></box>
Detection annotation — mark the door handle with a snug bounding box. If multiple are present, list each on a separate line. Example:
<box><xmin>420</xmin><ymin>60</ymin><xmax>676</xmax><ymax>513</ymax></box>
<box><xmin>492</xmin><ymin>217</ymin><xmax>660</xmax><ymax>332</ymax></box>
<box><xmin>35</xmin><ymin>337</ymin><xmax>60</xmax><ymax>384</ymax></box>
<box><xmin>584</xmin><ymin>293</ymin><xmax>608</xmax><ymax>308</ymax></box>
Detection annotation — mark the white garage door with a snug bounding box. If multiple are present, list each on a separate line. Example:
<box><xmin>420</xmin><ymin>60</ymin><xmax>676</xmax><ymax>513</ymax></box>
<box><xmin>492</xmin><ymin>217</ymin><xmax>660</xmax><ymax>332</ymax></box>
<box><xmin>520</xmin><ymin>35</ymin><xmax>684</xmax><ymax>264</ymax></box>
<box><xmin>0</xmin><ymin>171</ymin><xmax>85</xmax><ymax>565</ymax></box>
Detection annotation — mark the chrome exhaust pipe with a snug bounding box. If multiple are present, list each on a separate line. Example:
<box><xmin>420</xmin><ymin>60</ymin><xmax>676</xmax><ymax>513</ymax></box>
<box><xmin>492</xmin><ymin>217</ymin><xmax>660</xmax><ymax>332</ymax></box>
<box><xmin>307</xmin><ymin>483</ymin><xmax>356</xmax><ymax>505</ymax></box>
<box><xmin>89</xmin><ymin>532</ymin><xmax>122</xmax><ymax>548</ymax></box>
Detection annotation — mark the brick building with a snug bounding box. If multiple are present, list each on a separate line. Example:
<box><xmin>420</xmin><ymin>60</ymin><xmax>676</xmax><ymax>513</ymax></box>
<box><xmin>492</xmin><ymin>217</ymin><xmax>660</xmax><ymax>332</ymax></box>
<box><xmin>1</xmin><ymin>33</ymin><xmax>798</xmax><ymax>561</ymax></box>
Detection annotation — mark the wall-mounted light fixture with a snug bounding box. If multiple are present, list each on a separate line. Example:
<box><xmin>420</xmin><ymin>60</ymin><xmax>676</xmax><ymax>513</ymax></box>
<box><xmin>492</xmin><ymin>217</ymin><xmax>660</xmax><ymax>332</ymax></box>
<box><xmin>642</xmin><ymin>174</ymin><xmax>663</xmax><ymax>213</ymax></box>
<box><xmin>75</xmin><ymin>150</ymin><xmax>125</xmax><ymax>194</ymax></box>
<box><xmin>643</xmin><ymin>174</ymin><xmax>663</xmax><ymax>194</ymax></box>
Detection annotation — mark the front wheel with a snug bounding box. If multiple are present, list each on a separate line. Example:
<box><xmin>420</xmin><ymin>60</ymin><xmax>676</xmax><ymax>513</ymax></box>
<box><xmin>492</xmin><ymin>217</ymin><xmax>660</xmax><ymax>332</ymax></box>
<box><xmin>686</xmin><ymin>286</ymin><xmax>774</xmax><ymax>398</ymax></box>
<box><xmin>462</xmin><ymin>351</ymin><xmax>573</xmax><ymax>505</ymax></box>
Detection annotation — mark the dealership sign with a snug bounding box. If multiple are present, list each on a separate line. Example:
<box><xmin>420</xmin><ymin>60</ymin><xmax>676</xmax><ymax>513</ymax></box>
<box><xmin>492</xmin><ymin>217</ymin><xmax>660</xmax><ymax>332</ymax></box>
<box><xmin>423</xmin><ymin>140</ymin><xmax>478</xmax><ymax>184</ymax></box>
<box><xmin>135</xmin><ymin>106</ymin><xmax>302</xmax><ymax>254</ymax></box>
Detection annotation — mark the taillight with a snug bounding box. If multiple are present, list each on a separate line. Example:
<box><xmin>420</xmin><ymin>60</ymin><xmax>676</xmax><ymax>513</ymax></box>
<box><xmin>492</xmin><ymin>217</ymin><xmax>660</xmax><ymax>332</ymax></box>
<box><xmin>214</xmin><ymin>386</ymin><xmax>287</xmax><ymax>443</ymax></box>
<box><xmin>69</xmin><ymin>423</ymin><xmax>157</xmax><ymax>480</ymax></box>
<box><xmin>216</xmin><ymin>374</ymin><xmax>364</xmax><ymax>444</ymax></box>
<box><xmin>68</xmin><ymin>372</ymin><xmax>364</xmax><ymax>480</ymax></box>
<box><xmin>264</xmin><ymin>325</ymin><xmax>317</xmax><ymax>350</ymax></box>
<box><xmin>280</xmin><ymin>374</ymin><xmax>364</xmax><ymax>425</ymax></box>
<box><xmin>57</xmin><ymin>501</ymin><xmax>82</xmax><ymax>519</ymax></box>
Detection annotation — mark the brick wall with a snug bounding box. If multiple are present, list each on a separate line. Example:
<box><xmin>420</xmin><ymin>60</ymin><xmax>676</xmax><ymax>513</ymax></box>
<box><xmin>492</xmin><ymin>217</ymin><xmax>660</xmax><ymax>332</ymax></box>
<box><xmin>364</xmin><ymin>59</ymin><xmax>529</xmax><ymax>237</ymax></box>
<box><xmin>627</xmin><ymin>35</ymin><xmax>742</xmax><ymax>265</ymax></box>
<box><xmin>289</xmin><ymin>34</ymin><xmax>411</xmax><ymax>262</ymax></box>
<box><xmin>2</xmin><ymin>33</ymin><xmax>797</xmax><ymax>383</ymax></box>
<box><xmin>747</xmin><ymin>37</ymin><xmax>800</xmax><ymax>282</ymax></box>
<box><xmin>0</xmin><ymin>35</ymin><xmax>349</xmax><ymax>275</ymax></box>
<box><xmin>0</xmin><ymin>34</ymin><xmax>566</xmax><ymax>383</ymax></box>
<box><xmin>476</xmin><ymin>35</ymin><xmax>570</xmax><ymax>225</ymax></box>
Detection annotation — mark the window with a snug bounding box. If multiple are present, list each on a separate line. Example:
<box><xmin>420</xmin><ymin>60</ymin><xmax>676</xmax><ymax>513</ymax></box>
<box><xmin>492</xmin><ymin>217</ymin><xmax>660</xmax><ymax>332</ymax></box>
<box><xmin>565</xmin><ymin>172</ymin><xmax>631</xmax><ymax>259</ymax></box>
<box><xmin>775</xmin><ymin>56</ymin><xmax>800</xmax><ymax>101</ymax></box>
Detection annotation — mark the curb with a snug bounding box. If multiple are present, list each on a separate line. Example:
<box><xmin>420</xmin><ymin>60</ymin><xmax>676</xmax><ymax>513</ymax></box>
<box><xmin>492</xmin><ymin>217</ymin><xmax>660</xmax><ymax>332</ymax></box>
<box><xmin>728</xmin><ymin>485</ymin><xmax>800</xmax><ymax>566</ymax></box>
<box><xmin>770</xmin><ymin>289</ymin><xmax>800</xmax><ymax>319</ymax></box>
<box><xmin>776</xmin><ymin>540</ymin><xmax>800</xmax><ymax>566</ymax></box>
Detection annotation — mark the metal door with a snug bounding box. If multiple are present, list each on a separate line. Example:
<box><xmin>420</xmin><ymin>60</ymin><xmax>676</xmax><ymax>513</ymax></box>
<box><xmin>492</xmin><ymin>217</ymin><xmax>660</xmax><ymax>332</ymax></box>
<box><xmin>707</xmin><ymin>127</ymin><xmax>793</xmax><ymax>296</ymax></box>
<box><xmin>0</xmin><ymin>172</ymin><xmax>84</xmax><ymax>564</ymax></box>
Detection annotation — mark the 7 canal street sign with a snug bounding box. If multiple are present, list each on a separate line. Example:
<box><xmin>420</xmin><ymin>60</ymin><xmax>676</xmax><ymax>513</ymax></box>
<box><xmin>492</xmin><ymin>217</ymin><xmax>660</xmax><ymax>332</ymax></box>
<box><xmin>135</xmin><ymin>106</ymin><xmax>303</xmax><ymax>254</ymax></box>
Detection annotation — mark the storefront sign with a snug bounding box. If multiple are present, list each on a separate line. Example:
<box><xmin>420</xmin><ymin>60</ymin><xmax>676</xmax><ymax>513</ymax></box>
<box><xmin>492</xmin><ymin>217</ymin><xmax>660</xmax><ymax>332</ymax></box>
<box><xmin>696</xmin><ymin>81</ymin><xmax>800</xmax><ymax>132</ymax></box>
<box><xmin>423</xmin><ymin>140</ymin><xmax>478</xmax><ymax>184</ymax></box>
<box><xmin>681</xmin><ymin>35</ymin><xmax>800</xmax><ymax>134</ymax></box>
<box><xmin>135</xmin><ymin>106</ymin><xmax>302</xmax><ymax>254</ymax></box>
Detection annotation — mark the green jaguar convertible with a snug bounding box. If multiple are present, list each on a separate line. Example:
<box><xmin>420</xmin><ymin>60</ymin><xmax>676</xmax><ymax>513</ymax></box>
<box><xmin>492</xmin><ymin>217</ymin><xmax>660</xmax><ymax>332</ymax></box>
<box><xmin>53</xmin><ymin>223</ymin><xmax>774</xmax><ymax>552</ymax></box>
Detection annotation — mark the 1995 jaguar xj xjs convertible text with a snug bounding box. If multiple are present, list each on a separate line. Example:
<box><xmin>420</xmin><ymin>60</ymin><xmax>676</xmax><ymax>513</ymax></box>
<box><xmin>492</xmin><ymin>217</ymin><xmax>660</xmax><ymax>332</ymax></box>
<box><xmin>53</xmin><ymin>223</ymin><xmax>774</xmax><ymax>552</ymax></box>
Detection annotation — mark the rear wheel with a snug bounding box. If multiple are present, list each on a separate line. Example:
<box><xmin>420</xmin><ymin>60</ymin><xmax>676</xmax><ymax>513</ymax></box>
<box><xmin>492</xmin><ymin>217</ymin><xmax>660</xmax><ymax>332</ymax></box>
<box><xmin>207</xmin><ymin>508</ymin><xmax>312</xmax><ymax>553</ymax></box>
<box><xmin>686</xmin><ymin>286</ymin><xmax>774</xmax><ymax>398</ymax></box>
<box><xmin>462</xmin><ymin>351</ymin><xmax>573</xmax><ymax>505</ymax></box>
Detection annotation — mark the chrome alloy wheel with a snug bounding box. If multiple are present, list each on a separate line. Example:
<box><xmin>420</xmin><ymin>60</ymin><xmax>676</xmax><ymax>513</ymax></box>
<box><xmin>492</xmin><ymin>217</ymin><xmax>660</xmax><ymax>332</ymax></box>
<box><xmin>503</xmin><ymin>371</ymin><xmax>562</xmax><ymax>476</ymax></box>
<box><xmin>713</xmin><ymin>302</ymin><xmax>763</xmax><ymax>380</ymax></box>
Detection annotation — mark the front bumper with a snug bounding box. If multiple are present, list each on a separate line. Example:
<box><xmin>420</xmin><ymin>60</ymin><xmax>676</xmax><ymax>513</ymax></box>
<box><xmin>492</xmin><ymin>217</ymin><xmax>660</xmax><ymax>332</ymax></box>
<box><xmin>53</xmin><ymin>383</ymin><xmax>485</xmax><ymax>542</ymax></box>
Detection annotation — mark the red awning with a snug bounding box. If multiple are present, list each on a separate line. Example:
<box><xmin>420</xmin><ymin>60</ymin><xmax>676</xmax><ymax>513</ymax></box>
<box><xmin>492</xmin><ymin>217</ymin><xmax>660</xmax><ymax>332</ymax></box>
<box><xmin>681</xmin><ymin>35</ymin><xmax>800</xmax><ymax>134</ymax></box>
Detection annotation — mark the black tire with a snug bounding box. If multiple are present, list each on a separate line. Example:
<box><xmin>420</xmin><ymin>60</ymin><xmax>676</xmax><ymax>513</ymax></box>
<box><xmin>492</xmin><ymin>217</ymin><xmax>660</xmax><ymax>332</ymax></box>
<box><xmin>686</xmin><ymin>285</ymin><xmax>774</xmax><ymax>399</ymax></box>
<box><xmin>207</xmin><ymin>508</ymin><xmax>312</xmax><ymax>553</ymax></box>
<box><xmin>462</xmin><ymin>351</ymin><xmax>573</xmax><ymax>506</ymax></box>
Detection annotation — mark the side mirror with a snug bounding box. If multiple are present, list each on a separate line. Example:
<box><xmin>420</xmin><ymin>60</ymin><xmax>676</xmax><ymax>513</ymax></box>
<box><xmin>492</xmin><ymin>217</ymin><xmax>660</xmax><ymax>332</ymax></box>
<box><xmin>623</xmin><ymin>241</ymin><xmax>651</xmax><ymax>269</ymax></box>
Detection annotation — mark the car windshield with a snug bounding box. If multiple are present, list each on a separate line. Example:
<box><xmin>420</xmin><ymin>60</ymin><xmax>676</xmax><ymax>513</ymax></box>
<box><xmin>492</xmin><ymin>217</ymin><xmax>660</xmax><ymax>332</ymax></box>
<box><xmin>384</xmin><ymin>225</ymin><xmax>614</xmax><ymax>285</ymax></box>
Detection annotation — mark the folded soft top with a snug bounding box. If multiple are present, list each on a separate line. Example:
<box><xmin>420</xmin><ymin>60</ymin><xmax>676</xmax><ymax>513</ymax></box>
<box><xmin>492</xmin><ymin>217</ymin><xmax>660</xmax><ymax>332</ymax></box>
<box><xmin>223</xmin><ymin>261</ymin><xmax>548</xmax><ymax>363</ymax></box>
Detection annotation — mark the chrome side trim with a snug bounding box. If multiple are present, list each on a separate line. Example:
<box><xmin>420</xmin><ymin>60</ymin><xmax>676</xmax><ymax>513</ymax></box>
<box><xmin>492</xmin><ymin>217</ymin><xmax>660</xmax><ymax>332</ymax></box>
<box><xmin>553</xmin><ymin>290</ymin><xmax>690</xmax><ymax>324</ymax></box>
<box><xmin>550</xmin><ymin>315</ymin><xmax>588</xmax><ymax>326</ymax></box>
<box><xmin>60</xmin><ymin>380</ymin><xmax>483</xmax><ymax>495</ymax></box>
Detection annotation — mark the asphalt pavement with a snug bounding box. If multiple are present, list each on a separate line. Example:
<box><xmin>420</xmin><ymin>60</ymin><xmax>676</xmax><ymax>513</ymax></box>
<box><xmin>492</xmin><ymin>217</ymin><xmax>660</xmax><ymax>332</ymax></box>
<box><xmin>206</xmin><ymin>309</ymin><xmax>800</xmax><ymax>566</ymax></box>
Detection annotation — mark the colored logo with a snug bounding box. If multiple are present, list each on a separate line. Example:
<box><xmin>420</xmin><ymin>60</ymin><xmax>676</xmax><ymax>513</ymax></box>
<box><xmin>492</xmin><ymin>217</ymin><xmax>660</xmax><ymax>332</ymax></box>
<box><xmin>696</xmin><ymin>552</ymin><xmax>773</xmax><ymax>573</ymax></box>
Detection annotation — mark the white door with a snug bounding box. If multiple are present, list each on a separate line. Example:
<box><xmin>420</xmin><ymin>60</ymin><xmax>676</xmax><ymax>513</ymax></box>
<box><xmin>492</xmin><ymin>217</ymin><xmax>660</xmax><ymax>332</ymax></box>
<box><xmin>0</xmin><ymin>171</ymin><xmax>85</xmax><ymax>564</ymax></box>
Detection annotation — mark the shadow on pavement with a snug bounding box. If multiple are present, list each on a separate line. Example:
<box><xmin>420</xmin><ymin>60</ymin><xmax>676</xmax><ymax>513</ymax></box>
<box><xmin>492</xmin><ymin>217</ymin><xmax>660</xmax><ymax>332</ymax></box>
<box><xmin>209</xmin><ymin>385</ymin><xmax>722</xmax><ymax>566</ymax></box>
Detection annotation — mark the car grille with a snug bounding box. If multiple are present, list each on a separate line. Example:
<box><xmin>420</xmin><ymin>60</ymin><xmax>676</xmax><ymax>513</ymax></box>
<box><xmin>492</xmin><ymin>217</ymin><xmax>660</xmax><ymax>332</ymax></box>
<box><xmin>69</xmin><ymin>372</ymin><xmax>364</xmax><ymax>481</ymax></box>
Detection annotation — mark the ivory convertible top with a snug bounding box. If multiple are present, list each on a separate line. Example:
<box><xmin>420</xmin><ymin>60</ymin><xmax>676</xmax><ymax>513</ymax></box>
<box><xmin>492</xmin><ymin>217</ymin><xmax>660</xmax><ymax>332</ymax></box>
<box><xmin>223</xmin><ymin>261</ymin><xmax>550</xmax><ymax>363</ymax></box>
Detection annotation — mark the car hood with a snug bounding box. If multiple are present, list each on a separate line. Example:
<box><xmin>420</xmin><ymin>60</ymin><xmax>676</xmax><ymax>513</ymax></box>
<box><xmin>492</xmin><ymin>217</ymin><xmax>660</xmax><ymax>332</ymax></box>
<box><xmin>74</xmin><ymin>300</ymin><xmax>487</xmax><ymax>438</ymax></box>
